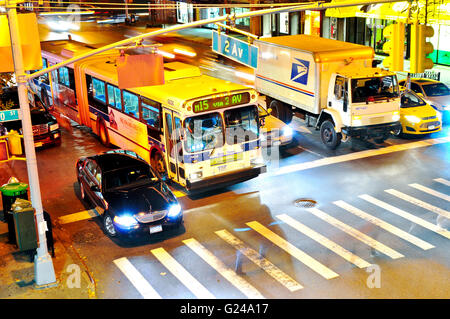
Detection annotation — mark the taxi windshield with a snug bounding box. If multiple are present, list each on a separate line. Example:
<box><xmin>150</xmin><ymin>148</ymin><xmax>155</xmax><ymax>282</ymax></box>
<box><xmin>401</xmin><ymin>91</ymin><xmax>426</xmax><ymax>108</ymax></box>
<box><xmin>422</xmin><ymin>83</ymin><xmax>450</xmax><ymax>97</ymax></box>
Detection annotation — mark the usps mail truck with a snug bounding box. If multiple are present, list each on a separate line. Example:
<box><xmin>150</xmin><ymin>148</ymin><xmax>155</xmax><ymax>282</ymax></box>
<box><xmin>254</xmin><ymin>35</ymin><xmax>401</xmax><ymax>149</ymax></box>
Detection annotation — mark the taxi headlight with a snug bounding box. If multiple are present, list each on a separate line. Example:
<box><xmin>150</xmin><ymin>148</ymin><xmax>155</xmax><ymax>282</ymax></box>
<box><xmin>49</xmin><ymin>123</ymin><xmax>59</xmax><ymax>131</ymax></box>
<box><xmin>282</xmin><ymin>126</ymin><xmax>293</xmax><ymax>137</ymax></box>
<box><xmin>405</xmin><ymin>115</ymin><xmax>421</xmax><ymax>124</ymax></box>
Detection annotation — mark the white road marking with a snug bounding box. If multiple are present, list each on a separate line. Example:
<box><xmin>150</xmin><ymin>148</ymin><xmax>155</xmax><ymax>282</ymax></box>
<box><xmin>182</xmin><ymin>238</ymin><xmax>264</xmax><ymax>299</ymax></box>
<box><xmin>307</xmin><ymin>207</ymin><xmax>404</xmax><ymax>259</ymax></box>
<box><xmin>334</xmin><ymin>200</ymin><xmax>434</xmax><ymax>250</ymax></box>
<box><xmin>215</xmin><ymin>229</ymin><xmax>303</xmax><ymax>292</ymax></box>
<box><xmin>246</xmin><ymin>221</ymin><xmax>339</xmax><ymax>280</ymax></box>
<box><xmin>409</xmin><ymin>183</ymin><xmax>450</xmax><ymax>202</ymax></box>
<box><xmin>359</xmin><ymin>194</ymin><xmax>450</xmax><ymax>240</ymax></box>
<box><xmin>271</xmin><ymin>137</ymin><xmax>450</xmax><ymax>177</ymax></box>
<box><xmin>276</xmin><ymin>214</ymin><xmax>371</xmax><ymax>268</ymax></box>
<box><xmin>151</xmin><ymin>247</ymin><xmax>215</xmax><ymax>299</ymax></box>
<box><xmin>113</xmin><ymin>257</ymin><xmax>161</xmax><ymax>299</ymax></box>
<box><xmin>385</xmin><ymin>189</ymin><xmax>450</xmax><ymax>220</ymax></box>
<box><xmin>434</xmin><ymin>178</ymin><xmax>450</xmax><ymax>187</ymax></box>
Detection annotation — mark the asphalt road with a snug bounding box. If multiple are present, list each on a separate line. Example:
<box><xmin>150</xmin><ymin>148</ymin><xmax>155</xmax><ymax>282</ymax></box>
<box><xmin>2</xmin><ymin>117</ymin><xmax>449</xmax><ymax>299</ymax></box>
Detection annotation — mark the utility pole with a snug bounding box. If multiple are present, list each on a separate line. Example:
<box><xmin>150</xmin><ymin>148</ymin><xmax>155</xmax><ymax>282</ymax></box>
<box><xmin>5</xmin><ymin>0</ymin><xmax>56</xmax><ymax>287</ymax></box>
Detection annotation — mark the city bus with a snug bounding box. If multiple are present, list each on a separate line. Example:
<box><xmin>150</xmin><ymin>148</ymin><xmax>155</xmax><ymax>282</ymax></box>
<box><xmin>31</xmin><ymin>39</ymin><xmax>266</xmax><ymax>192</ymax></box>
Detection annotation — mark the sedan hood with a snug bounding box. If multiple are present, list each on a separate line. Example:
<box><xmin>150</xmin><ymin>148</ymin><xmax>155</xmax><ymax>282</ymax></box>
<box><xmin>105</xmin><ymin>182</ymin><xmax>176</xmax><ymax>215</ymax></box>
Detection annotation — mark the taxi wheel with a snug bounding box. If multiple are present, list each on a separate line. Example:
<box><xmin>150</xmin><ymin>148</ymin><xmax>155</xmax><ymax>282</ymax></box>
<box><xmin>392</xmin><ymin>126</ymin><xmax>403</xmax><ymax>137</ymax></box>
<box><xmin>103</xmin><ymin>213</ymin><xmax>118</xmax><ymax>238</ymax></box>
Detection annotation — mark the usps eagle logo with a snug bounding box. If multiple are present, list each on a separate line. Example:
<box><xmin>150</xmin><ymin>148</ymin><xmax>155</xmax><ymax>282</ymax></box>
<box><xmin>290</xmin><ymin>58</ymin><xmax>310</xmax><ymax>85</ymax></box>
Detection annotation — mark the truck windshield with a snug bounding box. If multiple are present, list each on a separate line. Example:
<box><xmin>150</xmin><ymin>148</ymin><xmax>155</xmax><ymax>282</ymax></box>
<box><xmin>351</xmin><ymin>76</ymin><xmax>399</xmax><ymax>103</ymax></box>
<box><xmin>184</xmin><ymin>113</ymin><xmax>224</xmax><ymax>153</ymax></box>
<box><xmin>224</xmin><ymin>105</ymin><xmax>259</xmax><ymax>145</ymax></box>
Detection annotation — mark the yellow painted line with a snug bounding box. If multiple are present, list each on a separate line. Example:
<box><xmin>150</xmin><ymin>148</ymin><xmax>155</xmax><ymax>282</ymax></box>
<box><xmin>215</xmin><ymin>229</ymin><xmax>303</xmax><ymax>292</ymax></box>
<box><xmin>182</xmin><ymin>238</ymin><xmax>264</xmax><ymax>299</ymax></box>
<box><xmin>172</xmin><ymin>190</ymin><xmax>187</xmax><ymax>198</ymax></box>
<box><xmin>385</xmin><ymin>189</ymin><xmax>450</xmax><ymax>220</ymax></box>
<box><xmin>113</xmin><ymin>257</ymin><xmax>161</xmax><ymax>299</ymax></box>
<box><xmin>276</xmin><ymin>214</ymin><xmax>371</xmax><ymax>268</ymax></box>
<box><xmin>246</xmin><ymin>221</ymin><xmax>339</xmax><ymax>280</ymax></box>
<box><xmin>151</xmin><ymin>247</ymin><xmax>215</xmax><ymax>299</ymax></box>
<box><xmin>360</xmin><ymin>194</ymin><xmax>450</xmax><ymax>240</ymax></box>
<box><xmin>434</xmin><ymin>178</ymin><xmax>450</xmax><ymax>187</ymax></box>
<box><xmin>307</xmin><ymin>207</ymin><xmax>404</xmax><ymax>259</ymax></box>
<box><xmin>409</xmin><ymin>183</ymin><xmax>450</xmax><ymax>202</ymax></box>
<box><xmin>58</xmin><ymin>208</ymin><xmax>100</xmax><ymax>224</ymax></box>
<box><xmin>271</xmin><ymin>136</ymin><xmax>450</xmax><ymax>177</ymax></box>
<box><xmin>334</xmin><ymin>200</ymin><xmax>434</xmax><ymax>251</ymax></box>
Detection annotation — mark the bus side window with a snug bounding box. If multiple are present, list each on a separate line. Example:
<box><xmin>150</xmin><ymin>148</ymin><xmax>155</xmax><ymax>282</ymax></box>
<box><xmin>106</xmin><ymin>84</ymin><xmax>123</xmax><ymax>111</ymax></box>
<box><xmin>86</xmin><ymin>75</ymin><xmax>108</xmax><ymax>114</ymax></box>
<box><xmin>123</xmin><ymin>90</ymin><xmax>139</xmax><ymax>119</ymax></box>
<box><xmin>140</xmin><ymin>97</ymin><xmax>160</xmax><ymax>130</ymax></box>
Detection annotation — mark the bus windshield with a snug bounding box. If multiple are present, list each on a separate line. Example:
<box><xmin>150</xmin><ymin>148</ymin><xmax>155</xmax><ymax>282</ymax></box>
<box><xmin>184</xmin><ymin>113</ymin><xmax>224</xmax><ymax>153</ymax></box>
<box><xmin>224</xmin><ymin>105</ymin><xmax>259</xmax><ymax>145</ymax></box>
<box><xmin>352</xmin><ymin>75</ymin><xmax>399</xmax><ymax>103</ymax></box>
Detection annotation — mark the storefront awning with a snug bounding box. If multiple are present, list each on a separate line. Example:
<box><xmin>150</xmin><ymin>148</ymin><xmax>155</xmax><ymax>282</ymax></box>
<box><xmin>325</xmin><ymin>0</ymin><xmax>450</xmax><ymax>25</ymax></box>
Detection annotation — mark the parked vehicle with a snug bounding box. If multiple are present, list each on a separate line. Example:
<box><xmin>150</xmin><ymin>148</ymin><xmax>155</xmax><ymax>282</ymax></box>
<box><xmin>76</xmin><ymin>150</ymin><xmax>183</xmax><ymax>238</ymax></box>
<box><xmin>393</xmin><ymin>90</ymin><xmax>441</xmax><ymax>137</ymax></box>
<box><xmin>258</xmin><ymin>104</ymin><xmax>293</xmax><ymax>147</ymax></box>
<box><xmin>252</xmin><ymin>35</ymin><xmax>401</xmax><ymax>149</ymax></box>
<box><xmin>398</xmin><ymin>78</ymin><xmax>449</xmax><ymax>123</ymax></box>
<box><xmin>0</xmin><ymin>86</ymin><xmax>61</xmax><ymax>147</ymax></box>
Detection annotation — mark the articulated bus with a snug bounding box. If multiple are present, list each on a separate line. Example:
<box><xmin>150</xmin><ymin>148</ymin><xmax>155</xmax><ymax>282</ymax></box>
<box><xmin>32</xmin><ymin>39</ymin><xmax>266</xmax><ymax>192</ymax></box>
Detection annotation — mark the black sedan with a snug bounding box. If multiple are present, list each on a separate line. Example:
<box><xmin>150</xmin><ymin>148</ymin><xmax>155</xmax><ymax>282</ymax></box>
<box><xmin>76</xmin><ymin>150</ymin><xmax>183</xmax><ymax>238</ymax></box>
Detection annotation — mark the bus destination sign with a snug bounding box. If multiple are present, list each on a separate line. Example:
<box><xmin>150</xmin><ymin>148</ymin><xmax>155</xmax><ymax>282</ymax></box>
<box><xmin>192</xmin><ymin>92</ymin><xmax>250</xmax><ymax>113</ymax></box>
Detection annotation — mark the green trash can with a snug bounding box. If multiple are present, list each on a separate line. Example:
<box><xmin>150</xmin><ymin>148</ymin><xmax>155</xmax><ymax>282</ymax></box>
<box><xmin>0</xmin><ymin>182</ymin><xmax>29</xmax><ymax>244</ymax></box>
<box><xmin>10</xmin><ymin>198</ymin><xmax>38</xmax><ymax>251</ymax></box>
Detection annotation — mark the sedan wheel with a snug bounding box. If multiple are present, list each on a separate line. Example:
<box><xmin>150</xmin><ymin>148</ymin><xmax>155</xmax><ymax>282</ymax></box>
<box><xmin>103</xmin><ymin>213</ymin><xmax>118</xmax><ymax>237</ymax></box>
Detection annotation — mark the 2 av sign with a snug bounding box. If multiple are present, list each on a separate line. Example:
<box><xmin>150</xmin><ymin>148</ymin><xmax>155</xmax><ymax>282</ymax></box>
<box><xmin>212</xmin><ymin>31</ymin><xmax>258</xmax><ymax>69</ymax></box>
<box><xmin>0</xmin><ymin>109</ymin><xmax>20</xmax><ymax>122</ymax></box>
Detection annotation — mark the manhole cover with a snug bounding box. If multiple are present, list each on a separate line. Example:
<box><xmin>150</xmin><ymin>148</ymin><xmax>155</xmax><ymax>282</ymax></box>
<box><xmin>294</xmin><ymin>199</ymin><xmax>317</xmax><ymax>208</ymax></box>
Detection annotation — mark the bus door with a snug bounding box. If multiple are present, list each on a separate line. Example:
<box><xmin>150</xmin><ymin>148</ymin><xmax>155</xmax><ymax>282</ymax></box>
<box><xmin>163</xmin><ymin>109</ymin><xmax>185</xmax><ymax>185</ymax></box>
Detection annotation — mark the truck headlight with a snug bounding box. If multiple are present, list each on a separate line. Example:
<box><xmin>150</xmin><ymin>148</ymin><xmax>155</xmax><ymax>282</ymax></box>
<box><xmin>168</xmin><ymin>204</ymin><xmax>182</xmax><ymax>218</ymax></box>
<box><xmin>49</xmin><ymin>123</ymin><xmax>59</xmax><ymax>131</ymax></box>
<box><xmin>405</xmin><ymin>115</ymin><xmax>421</xmax><ymax>124</ymax></box>
<box><xmin>352</xmin><ymin>116</ymin><xmax>362</xmax><ymax>126</ymax></box>
<box><xmin>392</xmin><ymin>111</ymin><xmax>400</xmax><ymax>122</ymax></box>
<box><xmin>113</xmin><ymin>214</ymin><xmax>138</xmax><ymax>228</ymax></box>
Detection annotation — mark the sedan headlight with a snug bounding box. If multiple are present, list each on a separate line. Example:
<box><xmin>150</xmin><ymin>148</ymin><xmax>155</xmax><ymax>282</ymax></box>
<box><xmin>282</xmin><ymin>126</ymin><xmax>293</xmax><ymax>138</ymax></box>
<box><xmin>167</xmin><ymin>204</ymin><xmax>182</xmax><ymax>218</ymax></box>
<box><xmin>405</xmin><ymin>115</ymin><xmax>421</xmax><ymax>124</ymax></box>
<box><xmin>113</xmin><ymin>214</ymin><xmax>138</xmax><ymax>228</ymax></box>
<box><xmin>49</xmin><ymin>123</ymin><xmax>59</xmax><ymax>131</ymax></box>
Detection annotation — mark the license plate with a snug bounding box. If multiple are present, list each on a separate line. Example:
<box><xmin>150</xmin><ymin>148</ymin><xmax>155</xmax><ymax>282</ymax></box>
<box><xmin>218</xmin><ymin>165</ymin><xmax>227</xmax><ymax>172</ymax></box>
<box><xmin>428</xmin><ymin>125</ymin><xmax>435</xmax><ymax>130</ymax></box>
<box><xmin>34</xmin><ymin>142</ymin><xmax>43</xmax><ymax>147</ymax></box>
<box><xmin>149</xmin><ymin>224</ymin><xmax>162</xmax><ymax>234</ymax></box>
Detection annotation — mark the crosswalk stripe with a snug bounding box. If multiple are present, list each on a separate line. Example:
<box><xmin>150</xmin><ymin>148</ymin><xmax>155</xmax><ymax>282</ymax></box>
<box><xmin>182</xmin><ymin>238</ymin><xmax>264</xmax><ymax>299</ymax></box>
<box><xmin>307</xmin><ymin>207</ymin><xmax>404</xmax><ymax>259</ymax></box>
<box><xmin>113</xmin><ymin>257</ymin><xmax>161</xmax><ymax>299</ymax></box>
<box><xmin>409</xmin><ymin>183</ymin><xmax>450</xmax><ymax>202</ymax></box>
<box><xmin>359</xmin><ymin>194</ymin><xmax>450</xmax><ymax>240</ymax></box>
<box><xmin>150</xmin><ymin>247</ymin><xmax>215</xmax><ymax>299</ymax></box>
<box><xmin>334</xmin><ymin>201</ymin><xmax>434</xmax><ymax>250</ymax></box>
<box><xmin>246</xmin><ymin>221</ymin><xmax>339</xmax><ymax>280</ymax></box>
<box><xmin>385</xmin><ymin>189</ymin><xmax>450</xmax><ymax>220</ymax></box>
<box><xmin>276</xmin><ymin>214</ymin><xmax>371</xmax><ymax>268</ymax></box>
<box><xmin>215</xmin><ymin>229</ymin><xmax>303</xmax><ymax>292</ymax></box>
<box><xmin>58</xmin><ymin>208</ymin><xmax>100</xmax><ymax>224</ymax></box>
<box><xmin>434</xmin><ymin>178</ymin><xmax>450</xmax><ymax>187</ymax></box>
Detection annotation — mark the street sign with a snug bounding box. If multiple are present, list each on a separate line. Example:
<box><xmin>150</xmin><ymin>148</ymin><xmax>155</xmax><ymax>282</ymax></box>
<box><xmin>212</xmin><ymin>31</ymin><xmax>258</xmax><ymax>69</ymax></box>
<box><xmin>0</xmin><ymin>109</ymin><xmax>20</xmax><ymax>122</ymax></box>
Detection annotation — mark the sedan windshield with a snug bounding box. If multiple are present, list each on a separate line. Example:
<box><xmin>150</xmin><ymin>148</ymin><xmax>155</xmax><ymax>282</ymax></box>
<box><xmin>104</xmin><ymin>165</ymin><xmax>158</xmax><ymax>190</ymax></box>
<box><xmin>224</xmin><ymin>105</ymin><xmax>259</xmax><ymax>145</ymax></box>
<box><xmin>352</xmin><ymin>76</ymin><xmax>399</xmax><ymax>103</ymax></box>
<box><xmin>401</xmin><ymin>91</ymin><xmax>426</xmax><ymax>108</ymax></box>
<box><xmin>422</xmin><ymin>83</ymin><xmax>449</xmax><ymax>97</ymax></box>
<box><xmin>184</xmin><ymin>113</ymin><xmax>224</xmax><ymax>153</ymax></box>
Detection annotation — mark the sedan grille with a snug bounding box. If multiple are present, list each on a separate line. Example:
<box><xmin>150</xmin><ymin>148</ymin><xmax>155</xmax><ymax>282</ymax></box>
<box><xmin>134</xmin><ymin>210</ymin><xmax>167</xmax><ymax>223</ymax></box>
<box><xmin>32</xmin><ymin>124</ymin><xmax>48</xmax><ymax>136</ymax></box>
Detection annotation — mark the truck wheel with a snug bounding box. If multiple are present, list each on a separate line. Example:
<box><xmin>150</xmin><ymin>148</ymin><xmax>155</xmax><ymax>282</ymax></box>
<box><xmin>269</xmin><ymin>100</ymin><xmax>292</xmax><ymax>124</ymax></box>
<box><xmin>320</xmin><ymin>120</ymin><xmax>342</xmax><ymax>150</ymax></box>
<box><xmin>374</xmin><ymin>133</ymin><xmax>390</xmax><ymax>144</ymax></box>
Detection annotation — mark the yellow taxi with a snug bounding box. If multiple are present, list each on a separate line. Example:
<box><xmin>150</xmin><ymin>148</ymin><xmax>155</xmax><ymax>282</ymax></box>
<box><xmin>393</xmin><ymin>89</ymin><xmax>441</xmax><ymax>137</ymax></box>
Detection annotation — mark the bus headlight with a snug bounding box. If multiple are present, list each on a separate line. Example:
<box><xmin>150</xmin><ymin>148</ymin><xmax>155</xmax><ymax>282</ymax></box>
<box><xmin>168</xmin><ymin>204</ymin><xmax>182</xmax><ymax>218</ymax></box>
<box><xmin>189</xmin><ymin>171</ymin><xmax>202</xmax><ymax>180</ymax></box>
<box><xmin>251</xmin><ymin>157</ymin><xmax>264</xmax><ymax>166</ymax></box>
<box><xmin>405</xmin><ymin>115</ymin><xmax>421</xmax><ymax>124</ymax></box>
<box><xmin>392</xmin><ymin>111</ymin><xmax>400</xmax><ymax>122</ymax></box>
<box><xmin>49</xmin><ymin>123</ymin><xmax>59</xmax><ymax>131</ymax></box>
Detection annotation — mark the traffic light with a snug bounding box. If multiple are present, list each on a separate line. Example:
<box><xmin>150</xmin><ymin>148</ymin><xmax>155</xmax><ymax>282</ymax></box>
<box><xmin>382</xmin><ymin>22</ymin><xmax>405</xmax><ymax>71</ymax></box>
<box><xmin>410</xmin><ymin>23</ymin><xmax>434</xmax><ymax>73</ymax></box>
